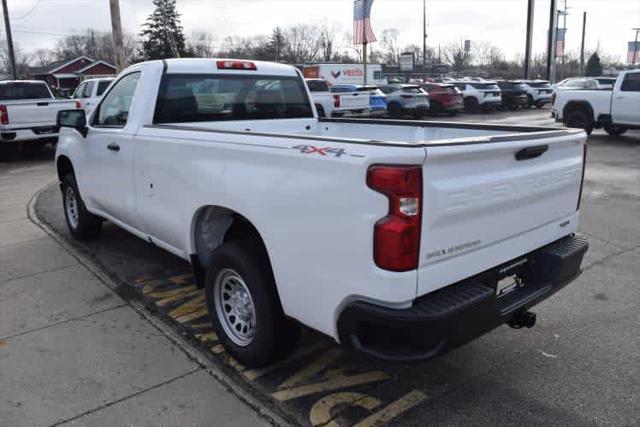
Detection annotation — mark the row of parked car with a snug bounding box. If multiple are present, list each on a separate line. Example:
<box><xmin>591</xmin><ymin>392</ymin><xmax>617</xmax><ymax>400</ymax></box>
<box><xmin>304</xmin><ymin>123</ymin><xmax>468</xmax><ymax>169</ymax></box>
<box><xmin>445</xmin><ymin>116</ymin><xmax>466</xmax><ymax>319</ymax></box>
<box><xmin>305</xmin><ymin>77</ymin><xmax>555</xmax><ymax>119</ymax></box>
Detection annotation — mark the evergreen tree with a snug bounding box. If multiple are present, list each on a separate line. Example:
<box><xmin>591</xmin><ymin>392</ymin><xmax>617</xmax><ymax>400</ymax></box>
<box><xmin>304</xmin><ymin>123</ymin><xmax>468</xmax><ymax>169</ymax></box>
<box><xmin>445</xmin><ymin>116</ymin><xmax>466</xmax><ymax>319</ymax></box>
<box><xmin>585</xmin><ymin>52</ymin><xmax>603</xmax><ymax>77</ymax></box>
<box><xmin>266</xmin><ymin>27</ymin><xmax>286</xmax><ymax>62</ymax></box>
<box><xmin>139</xmin><ymin>0</ymin><xmax>190</xmax><ymax>60</ymax></box>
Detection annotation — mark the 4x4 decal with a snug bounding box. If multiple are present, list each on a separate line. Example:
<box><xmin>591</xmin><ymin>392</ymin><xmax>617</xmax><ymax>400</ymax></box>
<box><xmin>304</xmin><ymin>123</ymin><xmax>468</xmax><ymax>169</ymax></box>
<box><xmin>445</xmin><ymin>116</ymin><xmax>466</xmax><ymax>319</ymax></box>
<box><xmin>292</xmin><ymin>144</ymin><xmax>365</xmax><ymax>158</ymax></box>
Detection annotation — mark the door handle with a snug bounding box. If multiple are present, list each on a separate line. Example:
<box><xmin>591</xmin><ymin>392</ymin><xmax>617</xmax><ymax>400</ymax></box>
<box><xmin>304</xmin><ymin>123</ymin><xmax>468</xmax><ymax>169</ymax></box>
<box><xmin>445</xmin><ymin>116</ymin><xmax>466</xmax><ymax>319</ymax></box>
<box><xmin>107</xmin><ymin>142</ymin><xmax>120</xmax><ymax>152</ymax></box>
<box><xmin>515</xmin><ymin>144</ymin><xmax>549</xmax><ymax>161</ymax></box>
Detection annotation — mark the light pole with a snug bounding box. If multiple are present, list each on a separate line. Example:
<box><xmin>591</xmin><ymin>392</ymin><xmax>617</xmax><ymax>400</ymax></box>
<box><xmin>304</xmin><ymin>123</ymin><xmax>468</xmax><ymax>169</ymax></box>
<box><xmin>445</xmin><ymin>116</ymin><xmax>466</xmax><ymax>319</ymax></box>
<box><xmin>632</xmin><ymin>28</ymin><xmax>640</xmax><ymax>66</ymax></box>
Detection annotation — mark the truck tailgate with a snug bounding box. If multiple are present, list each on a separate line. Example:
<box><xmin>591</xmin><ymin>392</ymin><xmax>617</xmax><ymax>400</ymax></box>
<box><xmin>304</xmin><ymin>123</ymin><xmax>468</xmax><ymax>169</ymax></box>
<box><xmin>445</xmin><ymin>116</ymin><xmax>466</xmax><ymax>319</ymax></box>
<box><xmin>417</xmin><ymin>131</ymin><xmax>586</xmax><ymax>297</ymax></box>
<box><xmin>337</xmin><ymin>92</ymin><xmax>370</xmax><ymax>111</ymax></box>
<box><xmin>6</xmin><ymin>100</ymin><xmax>76</xmax><ymax>126</ymax></box>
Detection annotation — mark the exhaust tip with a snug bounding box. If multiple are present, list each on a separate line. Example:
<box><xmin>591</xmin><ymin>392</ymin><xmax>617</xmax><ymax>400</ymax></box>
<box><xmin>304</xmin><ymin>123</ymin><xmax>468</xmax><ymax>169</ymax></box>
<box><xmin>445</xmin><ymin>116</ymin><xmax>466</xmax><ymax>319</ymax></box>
<box><xmin>508</xmin><ymin>310</ymin><xmax>537</xmax><ymax>329</ymax></box>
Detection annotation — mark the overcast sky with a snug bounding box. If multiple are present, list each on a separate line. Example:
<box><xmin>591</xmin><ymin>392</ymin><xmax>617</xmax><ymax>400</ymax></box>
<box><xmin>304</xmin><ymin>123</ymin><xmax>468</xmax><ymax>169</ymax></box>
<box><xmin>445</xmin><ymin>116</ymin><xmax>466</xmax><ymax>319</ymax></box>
<box><xmin>3</xmin><ymin>0</ymin><xmax>640</xmax><ymax>61</ymax></box>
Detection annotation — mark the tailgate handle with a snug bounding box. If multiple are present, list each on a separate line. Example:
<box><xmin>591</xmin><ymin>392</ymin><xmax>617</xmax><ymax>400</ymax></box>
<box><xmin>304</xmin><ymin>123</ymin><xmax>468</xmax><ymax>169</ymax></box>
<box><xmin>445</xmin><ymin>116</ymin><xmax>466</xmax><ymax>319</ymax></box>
<box><xmin>515</xmin><ymin>145</ymin><xmax>548</xmax><ymax>161</ymax></box>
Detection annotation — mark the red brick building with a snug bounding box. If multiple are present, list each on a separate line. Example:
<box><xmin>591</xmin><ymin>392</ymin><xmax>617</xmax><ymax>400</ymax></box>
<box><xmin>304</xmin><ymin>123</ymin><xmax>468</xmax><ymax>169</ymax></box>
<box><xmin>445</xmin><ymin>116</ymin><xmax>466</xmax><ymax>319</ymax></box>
<box><xmin>29</xmin><ymin>56</ymin><xmax>117</xmax><ymax>96</ymax></box>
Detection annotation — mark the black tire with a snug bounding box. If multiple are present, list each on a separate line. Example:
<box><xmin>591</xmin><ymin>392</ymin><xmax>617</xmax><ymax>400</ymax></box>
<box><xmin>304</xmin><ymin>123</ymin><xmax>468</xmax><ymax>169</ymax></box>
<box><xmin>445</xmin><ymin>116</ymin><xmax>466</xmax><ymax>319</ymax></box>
<box><xmin>565</xmin><ymin>109</ymin><xmax>593</xmax><ymax>135</ymax></box>
<box><xmin>429</xmin><ymin>101</ymin><xmax>442</xmax><ymax>115</ymax></box>
<box><xmin>205</xmin><ymin>240</ymin><xmax>300</xmax><ymax>367</ymax></box>
<box><xmin>315</xmin><ymin>104</ymin><xmax>326</xmax><ymax>118</ymax></box>
<box><xmin>388</xmin><ymin>102</ymin><xmax>403</xmax><ymax>118</ymax></box>
<box><xmin>604</xmin><ymin>124</ymin><xmax>627</xmax><ymax>136</ymax></box>
<box><xmin>448</xmin><ymin>110</ymin><xmax>458</xmax><ymax>117</ymax></box>
<box><xmin>525</xmin><ymin>95</ymin><xmax>534</xmax><ymax>109</ymax></box>
<box><xmin>61</xmin><ymin>173</ymin><xmax>103</xmax><ymax>240</ymax></box>
<box><xmin>534</xmin><ymin>102</ymin><xmax>544</xmax><ymax>109</ymax></box>
<box><xmin>413</xmin><ymin>109</ymin><xmax>425</xmax><ymax>119</ymax></box>
<box><xmin>464</xmin><ymin>97</ymin><xmax>479</xmax><ymax>112</ymax></box>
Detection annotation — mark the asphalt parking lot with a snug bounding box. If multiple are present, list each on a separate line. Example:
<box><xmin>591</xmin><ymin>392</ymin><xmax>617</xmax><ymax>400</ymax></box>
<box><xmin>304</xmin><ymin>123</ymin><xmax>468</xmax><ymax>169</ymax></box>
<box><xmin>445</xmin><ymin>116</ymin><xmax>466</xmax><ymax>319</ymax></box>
<box><xmin>3</xmin><ymin>108</ymin><xmax>640</xmax><ymax>426</ymax></box>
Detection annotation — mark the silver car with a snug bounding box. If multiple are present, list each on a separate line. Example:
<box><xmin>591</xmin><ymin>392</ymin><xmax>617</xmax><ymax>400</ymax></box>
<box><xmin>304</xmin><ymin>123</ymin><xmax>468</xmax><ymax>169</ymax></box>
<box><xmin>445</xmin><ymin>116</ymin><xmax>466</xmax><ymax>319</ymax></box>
<box><xmin>379</xmin><ymin>84</ymin><xmax>430</xmax><ymax>118</ymax></box>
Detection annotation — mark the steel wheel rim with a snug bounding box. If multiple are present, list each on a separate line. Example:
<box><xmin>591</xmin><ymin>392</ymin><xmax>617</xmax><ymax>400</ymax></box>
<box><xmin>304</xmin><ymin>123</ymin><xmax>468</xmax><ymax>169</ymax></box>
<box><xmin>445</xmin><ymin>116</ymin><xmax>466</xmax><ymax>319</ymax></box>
<box><xmin>65</xmin><ymin>186</ymin><xmax>79</xmax><ymax>229</ymax></box>
<box><xmin>214</xmin><ymin>268</ymin><xmax>256</xmax><ymax>347</ymax></box>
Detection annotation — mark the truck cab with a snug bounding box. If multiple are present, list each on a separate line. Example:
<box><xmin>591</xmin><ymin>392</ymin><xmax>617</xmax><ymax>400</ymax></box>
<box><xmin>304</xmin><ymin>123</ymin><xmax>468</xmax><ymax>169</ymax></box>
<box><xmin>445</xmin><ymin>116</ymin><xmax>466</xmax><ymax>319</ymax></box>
<box><xmin>552</xmin><ymin>69</ymin><xmax>640</xmax><ymax>135</ymax></box>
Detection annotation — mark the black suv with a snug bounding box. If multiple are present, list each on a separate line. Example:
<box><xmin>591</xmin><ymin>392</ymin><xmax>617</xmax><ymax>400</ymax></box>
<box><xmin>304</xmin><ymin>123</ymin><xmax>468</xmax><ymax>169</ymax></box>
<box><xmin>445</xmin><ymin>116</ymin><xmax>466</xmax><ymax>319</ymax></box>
<box><xmin>496</xmin><ymin>81</ymin><xmax>529</xmax><ymax>110</ymax></box>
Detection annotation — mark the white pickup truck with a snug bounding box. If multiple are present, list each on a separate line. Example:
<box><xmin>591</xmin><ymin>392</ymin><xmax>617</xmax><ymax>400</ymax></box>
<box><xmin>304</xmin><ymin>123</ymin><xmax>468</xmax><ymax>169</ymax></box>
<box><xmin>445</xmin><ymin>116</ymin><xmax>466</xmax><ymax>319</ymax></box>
<box><xmin>552</xmin><ymin>69</ymin><xmax>640</xmax><ymax>136</ymax></box>
<box><xmin>0</xmin><ymin>80</ymin><xmax>77</xmax><ymax>157</ymax></box>
<box><xmin>305</xmin><ymin>78</ymin><xmax>371</xmax><ymax>118</ymax></box>
<box><xmin>55</xmin><ymin>59</ymin><xmax>588</xmax><ymax>367</ymax></box>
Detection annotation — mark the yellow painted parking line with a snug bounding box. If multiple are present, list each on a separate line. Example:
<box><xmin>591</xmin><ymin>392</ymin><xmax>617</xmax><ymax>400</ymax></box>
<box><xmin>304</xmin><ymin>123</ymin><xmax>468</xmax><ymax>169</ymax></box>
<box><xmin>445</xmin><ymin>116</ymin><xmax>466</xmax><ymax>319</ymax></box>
<box><xmin>167</xmin><ymin>273</ymin><xmax>193</xmax><ymax>286</ymax></box>
<box><xmin>189</xmin><ymin>322</ymin><xmax>212</xmax><ymax>330</ymax></box>
<box><xmin>271</xmin><ymin>370</ymin><xmax>390</xmax><ymax>401</ymax></box>
<box><xmin>195</xmin><ymin>331</ymin><xmax>218</xmax><ymax>342</ymax></box>
<box><xmin>141</xmin><ymin>279</ymin><xmax>161</xmax><ymax>294</ymax></box>
<box><xmin>211</xmin><ymin>344</ymin><xmax>225</xmax><ymax>354</ymax></box>
<box><xmin>168</xmin><ymin>294</ymin><xmax>206</xmax><ymax>318</ymax></box>
<box><xmin>310</xmin><ymin>392</ymin><xmax>381</xmax><ymax>427</ymax></box>
<box><xmin>175</xmin><ymin>308</ymin><xmax>209</xmax><ymax>324</ymax></box>
<box><xmin>149</xmin><ymin>286</ymin><xmax>200</xmax><ymax>306</ymax></box>
<box><xmin>353</xmin><ymin>390</ymin><xmax>427</xmax><ymax>427</ymax></box>
<box><xmin>243</xmin><ymin>341</ymin><xmax>328</xmax><ymax>381</ymax></box>
<box><xmin>226</xmin><ymin>356</ymin><xmax>246</xmax><ymax>372</ymax></box>
<box><xmin>278</xmin><ymin>348</ymin><xmax>342</xmax><ymax>390</ymax></box>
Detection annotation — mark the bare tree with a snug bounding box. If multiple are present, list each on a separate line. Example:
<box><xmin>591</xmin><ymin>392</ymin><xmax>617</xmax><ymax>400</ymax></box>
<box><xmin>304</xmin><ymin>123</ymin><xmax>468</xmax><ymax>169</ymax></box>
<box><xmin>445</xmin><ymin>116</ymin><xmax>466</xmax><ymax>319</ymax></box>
<box><xmin>379</xmin><ymin>29</ymin><xmax>401</xmax><ymax>65</ymax></box>
<box><xmin>282</xmin><ymin>24</ymin><xmax>323</xmax><ymax>63</ymax></box>
<box><xmin>188</xmin><ymin>31</ymin><xmax>215</xmax><ymax>57</ymax></box>
<box><xmin>0</xmin><ymin>37</ymin><xmax>31</xmax><ymax>77</ymax></box>
<box><xmin>54</xmin><ymin>29</ymin><xmax>137</xmax><ymax>65</ymax></box>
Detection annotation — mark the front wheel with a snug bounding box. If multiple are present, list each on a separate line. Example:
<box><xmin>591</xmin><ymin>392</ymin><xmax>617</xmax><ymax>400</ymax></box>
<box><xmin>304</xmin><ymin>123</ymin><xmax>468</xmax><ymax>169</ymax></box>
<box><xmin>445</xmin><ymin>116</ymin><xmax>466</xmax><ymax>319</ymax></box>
<box><xmin>388</xmin><ymin>102</ymin><xmax>403</xmax><ymax>118</ymax></box>
<box><xmin>205</xmin><ymin>241</ymin><xmax>300</xmax><ymax>367</ymax></box>
<box><xmin>604</xmin><ymin>124</ymin><xmax>627</xmax><ymax>136</ymax></box>
<box><xmin>61</xmin><ymin>173</ymin><xmax>103</xmax><ymax>240</ymax></box>
<box><xmin>464</xmin><ymin>97</ymin><xmax>479</xmax><ymax>112</ymax></box>
<box><xmin>525</xmin><ymin>95</ymin><xmax>534</xmax><ymax>109</ymax></box>
<box><xmin>565</xmin><ymin>110</ymin><xmax>593</xmax><ymax>135</ymax></box>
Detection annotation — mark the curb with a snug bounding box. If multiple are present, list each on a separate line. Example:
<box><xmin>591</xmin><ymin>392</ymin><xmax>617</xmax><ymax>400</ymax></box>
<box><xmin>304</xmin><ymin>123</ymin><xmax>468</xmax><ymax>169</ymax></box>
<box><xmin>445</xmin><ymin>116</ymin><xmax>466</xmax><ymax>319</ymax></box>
<box><xmin>27</xmin><ymin>181</ymin><xmax>292</xmax><ymax>427</ymax></box>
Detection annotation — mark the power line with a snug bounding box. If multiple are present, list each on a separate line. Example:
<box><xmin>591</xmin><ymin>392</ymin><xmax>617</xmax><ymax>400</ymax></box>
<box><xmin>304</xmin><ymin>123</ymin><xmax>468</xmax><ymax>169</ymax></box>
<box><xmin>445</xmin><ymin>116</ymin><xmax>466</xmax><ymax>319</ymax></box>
<box><xmin>12</xmin><ymin>0</ymin><xmax>43</xmax><ymax>20</ymax></box>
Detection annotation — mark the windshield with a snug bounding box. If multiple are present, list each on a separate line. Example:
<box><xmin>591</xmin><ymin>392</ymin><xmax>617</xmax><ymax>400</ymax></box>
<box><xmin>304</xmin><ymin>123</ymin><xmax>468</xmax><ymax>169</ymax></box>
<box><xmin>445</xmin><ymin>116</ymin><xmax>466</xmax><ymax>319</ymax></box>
<box><xmin>0</xmin><ymin>82</ymin><xmax>52</xmax><ymax>100</ymax></box>
<box><xmin>96</xmin><ymin>80</ymin><xmax>113</xmax><ymax>96</ymax></box>
<box><xmin>526</xmin><ymin>81</ymin><xmax>551</xmax><ymax>88</ymax></box>
<box><xmin>470</xmin><ymin>83</ymin><xmax>499</xmax><ymax>90</ymax></box>
<box><xmin>154</xmin><ymin>74</ymin><xmax>313</xmax><ymax>123</ymax></box>
<box><xmin>305</xmin><ymin>80</ymin><xmax>329</xmax><ymax>92</ymax></box>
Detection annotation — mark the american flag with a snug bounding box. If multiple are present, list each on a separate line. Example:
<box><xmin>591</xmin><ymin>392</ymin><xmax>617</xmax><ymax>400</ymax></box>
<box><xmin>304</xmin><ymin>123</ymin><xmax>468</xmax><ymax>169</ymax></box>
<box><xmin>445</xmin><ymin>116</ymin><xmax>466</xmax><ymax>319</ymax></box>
<box><xmin>353</xmin><ymin>0</ymin><xmax>376</xmax><ymax>45</ymax></box>
<box><xmin>556</xmin><ymin>28</ymin><xmax>566</xmax><ymax>57</ymax></box>
<box><xmin>627</xmin><ymin>41</ymin><xmax>640</xmax><ymax>64</ymax></box>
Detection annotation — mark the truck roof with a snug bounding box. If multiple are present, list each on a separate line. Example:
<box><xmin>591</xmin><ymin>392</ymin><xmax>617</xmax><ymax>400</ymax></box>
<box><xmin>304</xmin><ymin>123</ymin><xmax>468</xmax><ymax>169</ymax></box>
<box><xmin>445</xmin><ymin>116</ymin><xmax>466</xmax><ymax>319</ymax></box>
<box><xmin>0</xmin><ymin>80</ymin><xmax>48</xmax><ymax>85</ymax></box>
<box><xmin>158</xmin><ymin>58</ymin><xmax>300</xmax><ymax>77</ymax></box>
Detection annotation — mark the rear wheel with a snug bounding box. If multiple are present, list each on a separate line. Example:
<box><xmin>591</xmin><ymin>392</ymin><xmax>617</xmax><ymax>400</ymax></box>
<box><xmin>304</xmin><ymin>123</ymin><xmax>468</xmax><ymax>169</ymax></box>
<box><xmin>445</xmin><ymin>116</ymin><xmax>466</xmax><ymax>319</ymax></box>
<box><xmin>565</xmin><ymin>109</ymin><xmax>593</xmax><ymax>135</ymax></box>
<box><xmin>464</xmin><ymin>97</ymin><xmax>479</xmax><ymax>112</ymax></box>
<box><xmin>205</xmin><ymin>240</ymin><xmax>300</xmax><ymax>367</ymax></box>
<box><xmin>525</xmin><ymin>95</ymin><xmax>534</xmax><ymax>109</ymax></box>
<box><xmin>61</xmin><ymin>173</ymin><xmax>103</xmax><ymax>240</ymax></box>
<box><xmin>388</xmin><ymin>102</ymin><xmax>403</xmax><ymax>118</ymax></box>
<box><xmin>413</xmin><ymin>109</ymin><xmax>425</xmax><ymax>119</ymax></box>
<box><xmin>604</xmin><ymin>124</ymin><xmax>627</xmax><ymax>136</ymax></box>
<box><xmin>428</xmin><ymin>101</ymin><xmax>442</xmax><ymax>115</ymax></box>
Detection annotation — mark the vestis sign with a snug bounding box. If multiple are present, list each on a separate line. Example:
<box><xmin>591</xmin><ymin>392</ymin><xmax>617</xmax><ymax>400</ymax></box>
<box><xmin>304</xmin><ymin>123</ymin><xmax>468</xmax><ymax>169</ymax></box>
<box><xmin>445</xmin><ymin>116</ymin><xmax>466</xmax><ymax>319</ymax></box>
<box><xmin>303</xmin><ymin>64</ymin><xmax>386</xmax><ymax>85</ymax></box>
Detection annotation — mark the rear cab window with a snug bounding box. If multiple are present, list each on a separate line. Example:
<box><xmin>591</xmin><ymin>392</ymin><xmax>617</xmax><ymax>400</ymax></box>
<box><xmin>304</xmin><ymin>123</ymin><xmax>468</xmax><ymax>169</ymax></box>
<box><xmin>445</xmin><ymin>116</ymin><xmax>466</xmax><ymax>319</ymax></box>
<box><xmin>154</xmin><ymin>74</ymin><xmax>314</xmax><ymax>123</ymax></box>
<box><xmin>0</xmin><ymin>82</ymin><xmax>52</xmax><ymax>100</ymax></box>
<box><xmin>305</xmin><ymin>80</ymin><xmax>329</xmax><ymax>92</ymax></box>
<box><xmin>620</xmin><ymin>73</ymin><xmax>640</xmax><ymax>92</ymax></box>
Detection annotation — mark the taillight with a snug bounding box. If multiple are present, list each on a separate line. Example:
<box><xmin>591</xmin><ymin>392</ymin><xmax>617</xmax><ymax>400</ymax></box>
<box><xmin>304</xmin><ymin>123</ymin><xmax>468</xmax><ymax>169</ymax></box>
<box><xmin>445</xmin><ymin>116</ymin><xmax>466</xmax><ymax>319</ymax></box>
<box><xmin>551</xmin><ymin>92</ymin><xmax>556</xmax><ymax>105</ymax></box>
<box><xmin>577</xmin><ymin>144</ymin><xmax>587</xmax><ymax>211</ymax></box>
<box><xmin>367</xmin><ymin>165</ymin><xmax>423</xmax><ymax>272</ymax></box>
<box><xmin>333</xmin><ymin>95</ymin><xmax>341</xmax><ymax>108</ymax></box>
<box><xmin>75</xmin><ymin>100</ymin><xmax>82</xmax><ymax>109</ymax></box>
<box><xmin>0</xmin><ymin>105</ymin><xmax>8</xmax><ymax>125</ymax></box>
<box><xmin>216</xmin><ymin>60</ymin><xmax>257</xmax><ymax>70</ymax></box>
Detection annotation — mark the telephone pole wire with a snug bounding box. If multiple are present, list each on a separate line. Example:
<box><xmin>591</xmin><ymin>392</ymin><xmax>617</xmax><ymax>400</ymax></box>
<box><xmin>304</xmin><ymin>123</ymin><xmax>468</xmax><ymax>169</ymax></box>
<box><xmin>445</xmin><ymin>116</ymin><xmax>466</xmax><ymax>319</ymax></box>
<box><xmin>2</xmin><ymin>0</ymin><xmax>18</xmax><ymax>79</ymax></box>
<box><xmin>109</xmin><ymin>0</ymin><xmax>126</xmax><ymax>72</ymax></box>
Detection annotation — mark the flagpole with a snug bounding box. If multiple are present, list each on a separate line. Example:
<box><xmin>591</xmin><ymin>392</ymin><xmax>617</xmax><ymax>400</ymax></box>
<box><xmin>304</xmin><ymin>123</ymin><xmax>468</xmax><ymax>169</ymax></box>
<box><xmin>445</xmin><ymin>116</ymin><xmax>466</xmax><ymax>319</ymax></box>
<box><xmin>363</xmin><ymin>18</ymin><xmax>368</xmax><ymax>86</ymax></box>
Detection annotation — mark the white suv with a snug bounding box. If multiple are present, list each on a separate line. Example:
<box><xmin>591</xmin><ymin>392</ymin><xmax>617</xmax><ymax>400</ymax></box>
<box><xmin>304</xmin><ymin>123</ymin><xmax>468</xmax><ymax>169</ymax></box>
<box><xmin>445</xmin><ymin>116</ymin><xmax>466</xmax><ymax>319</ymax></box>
<box><xmin>72</xmin><ymin>78</ymin><xmax>114</xmax><ymax>112</ymax></box>
<box><xmin>453</xmin><ymin>81</ymin><xmax>502</xmax><ymax>112</ymax></box>
<box><xmin>522</xmin><ymin>80</ymin><xmax>554</xmax><ymax>108</ymax></box>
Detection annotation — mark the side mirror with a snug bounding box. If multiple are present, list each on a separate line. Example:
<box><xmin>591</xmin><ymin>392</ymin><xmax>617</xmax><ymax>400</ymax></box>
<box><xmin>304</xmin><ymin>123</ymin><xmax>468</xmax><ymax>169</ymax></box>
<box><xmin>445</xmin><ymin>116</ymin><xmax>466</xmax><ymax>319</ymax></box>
<box><xmin>57</xmin><ymin>109</ymin><xmax>88</xmax><ymax>137</ymax></box>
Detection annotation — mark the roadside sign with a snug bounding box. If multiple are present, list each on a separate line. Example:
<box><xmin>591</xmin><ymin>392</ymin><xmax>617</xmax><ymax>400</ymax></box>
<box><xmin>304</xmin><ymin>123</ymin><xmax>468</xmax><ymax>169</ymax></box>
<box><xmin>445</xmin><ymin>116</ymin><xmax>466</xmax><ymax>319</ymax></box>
<box><xmin>399</xmin><ymin>53</ymin><xmax>415</xmax><ymax>71</ymax></box>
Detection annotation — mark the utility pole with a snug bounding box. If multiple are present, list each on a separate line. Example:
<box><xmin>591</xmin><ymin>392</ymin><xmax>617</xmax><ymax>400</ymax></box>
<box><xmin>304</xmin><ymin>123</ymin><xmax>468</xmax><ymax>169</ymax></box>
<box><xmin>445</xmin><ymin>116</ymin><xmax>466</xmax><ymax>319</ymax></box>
<box><xmin>524</xmin><ymin>0</ymin><xmax>535</xmax><ymax>79</ymax></box>
<box><xmin>1</xmin><ymin>0</ymin><xmax>17</xmax><ymax>79</ymax></box>
<box><xmin>579</xmin><ymin>12</ymin><xmax>586</xmax><ymax>76</ymax></box>
<box><xmin>560</xmin><ymin>0</ymin><xmax>568</xmax><ymax>64</ymax></box>
<box><xmin>109</xmin><ymin>0</ymin><xmax>126</xmax><ymax>73</ymax></box>
<box><xmin>546</xmin><ymin>0</ymin><xmax>558</xmax><ymax>82</ymax></box>
<box><xmin>633</xmin><ymin>28</ymin><xmax>640</xmax><ymax>66</ymax></box>
<box><xmin>422</xmin><ymin>0</ymin><xmax>427</xmax><ymax>69</ymax></box>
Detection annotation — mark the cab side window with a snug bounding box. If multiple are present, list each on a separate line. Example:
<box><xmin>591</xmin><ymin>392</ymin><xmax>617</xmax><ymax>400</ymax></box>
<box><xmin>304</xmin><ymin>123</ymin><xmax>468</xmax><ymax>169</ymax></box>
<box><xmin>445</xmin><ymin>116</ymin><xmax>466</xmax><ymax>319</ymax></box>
<box><xmin>83</xmin><ymin>81</ymin><xmax>95</xmax><ymax>98</ymax></box>
<box><xmin>620</xmin><ymin>73</ymin><xmax>640</xmax><ymax>92</ymax></box>
<box><xmin>93</xmin><ymin>73</ymin><xmax>141</xmax><ymax>127</ymax></box>
<box><xmin>73</xmin><ymin>83</ymin><xmax>86</xmax><ymax>99</ymax></box>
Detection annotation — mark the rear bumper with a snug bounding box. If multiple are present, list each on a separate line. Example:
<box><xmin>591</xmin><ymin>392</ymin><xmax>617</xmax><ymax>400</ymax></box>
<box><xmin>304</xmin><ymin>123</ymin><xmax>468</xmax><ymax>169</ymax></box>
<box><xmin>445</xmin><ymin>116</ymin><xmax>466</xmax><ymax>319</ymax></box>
<box><xmin>337</xmin><ymin>234</ymin><xmax>588</xmax><ymax>361</ymax></box>
<box><xmin>1</xmin><ymin>126</ymin><xmax>59</xmax><ymax>142</ymax></box>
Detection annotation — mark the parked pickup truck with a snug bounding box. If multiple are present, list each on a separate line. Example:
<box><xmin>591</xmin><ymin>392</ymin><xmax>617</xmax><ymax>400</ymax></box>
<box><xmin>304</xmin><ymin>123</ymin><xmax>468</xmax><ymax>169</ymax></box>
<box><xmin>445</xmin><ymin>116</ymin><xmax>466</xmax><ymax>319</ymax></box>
<box><xmin>552</xmin><ymin>69</ymin><xmax>640</xmax><ymax>135</ymax></box>
<box><xmin>305</xmin><ymin>78</ymin><xmax>371</xmax><ymax>118</ymax></box>
<box><xmin>55</xmin><ymin>59</ymin><xmax>589</xmax><ymax>367</ymax></box>
<box><xmin>0</xmin><ymin>80</ymin><xmax>77</xmax><ymax>157</ymax></box>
